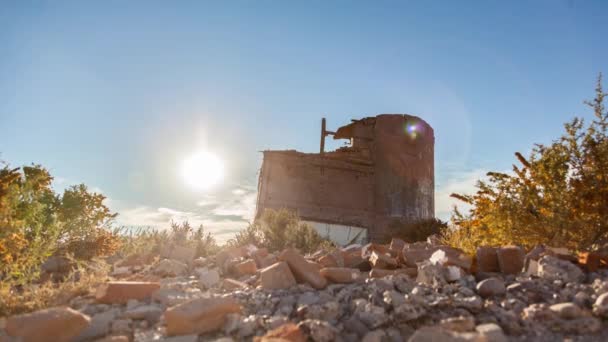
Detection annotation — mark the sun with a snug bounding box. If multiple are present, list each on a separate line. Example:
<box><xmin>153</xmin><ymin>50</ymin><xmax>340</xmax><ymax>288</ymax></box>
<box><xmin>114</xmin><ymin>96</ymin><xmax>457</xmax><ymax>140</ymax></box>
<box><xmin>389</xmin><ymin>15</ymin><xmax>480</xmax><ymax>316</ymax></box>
<box><xmin>181</xmin><ymin>151</ymin><xmax>224</xmax><ymax>190</ymax></box>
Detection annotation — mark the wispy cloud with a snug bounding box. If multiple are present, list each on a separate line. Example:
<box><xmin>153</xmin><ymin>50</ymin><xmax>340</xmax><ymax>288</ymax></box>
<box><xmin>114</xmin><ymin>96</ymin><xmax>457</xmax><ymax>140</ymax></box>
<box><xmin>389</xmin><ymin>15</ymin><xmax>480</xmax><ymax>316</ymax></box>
<box><xmin>110</xmin><ymin>184</ymin><xmax>258</xmax><ymax>244</ymax></box>
<box><xmin>434</xmin><ymin>169</ymin><xmax>488</xmax><ymax>220</ymax></box>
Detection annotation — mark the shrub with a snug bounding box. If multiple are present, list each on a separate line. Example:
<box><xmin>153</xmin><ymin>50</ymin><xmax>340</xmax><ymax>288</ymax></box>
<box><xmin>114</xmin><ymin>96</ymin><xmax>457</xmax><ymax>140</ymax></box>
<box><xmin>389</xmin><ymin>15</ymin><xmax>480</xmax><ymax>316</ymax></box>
<box><xmin>386</xmin><ymin>218</ymin><xmax>447</xmax><ymax>243</ymax></box>
<box><xmin>448</xmin><ymin>75</ymin><xmax>608</xmax><ymax>252</ymax></box>
<box><xmin>0</xmin><ymin>162</ymin><xmax>117</xmax><ymax>284</ymax></box>
<box><xmin>116</xmin><ymin>221</ymin><xmax>219</xmax><ymax>259</ymax></box>
<box><xmin>229</xmin><ymin>208</ymin><xmax>332</xmax><ymax>253</ymax></box>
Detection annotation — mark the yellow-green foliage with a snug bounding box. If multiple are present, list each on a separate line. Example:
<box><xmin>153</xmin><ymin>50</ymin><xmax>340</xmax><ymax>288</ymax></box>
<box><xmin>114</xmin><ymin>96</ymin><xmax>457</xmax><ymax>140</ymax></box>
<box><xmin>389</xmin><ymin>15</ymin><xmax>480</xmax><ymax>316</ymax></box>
<box><xmin>116</xmin><ymin>221</ymin><xmax>219</xmax><ymax>259</ymax></box>
<box><xmin>0</xmin><ymin>259</ymin><xmax>109</xmax><ymax>317</ymax></box>
<box><xmin>0</xmin><ymin>162</ymin><xmax>119</xmax><ymax>284</ymax></box>
<box><xmin>448</xmin><ymin>75</ymin><xmax>608</xmax><ymax>253</ymax></box>
<box><xmin>229</xmin><ymin>208</ymin><xmax>332</xmax><ymax>253</ymax></box>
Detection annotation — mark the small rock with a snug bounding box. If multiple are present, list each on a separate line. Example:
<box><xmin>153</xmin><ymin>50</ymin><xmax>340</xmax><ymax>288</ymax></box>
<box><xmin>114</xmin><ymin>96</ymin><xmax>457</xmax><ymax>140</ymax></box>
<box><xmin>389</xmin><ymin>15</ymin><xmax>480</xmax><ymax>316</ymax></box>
<box><xmin>154</xmin><ymin>259</ymin><xmax>188</xmax><ymax>277</ymax></box>
<box><xmin>476</xmin><ymin>246</ymin><xmax>499</xmax><ymax>273</ymax></box>
<box><xmin>550</xmin><ymin>302</ymin><xmax>582</xmax><ymax>319</ymax></box>
<box><xmin>110</xmin><ymin>319</ymin><xmax>131</xmax><ymax>335</ymax></box>
<box><xmin>440</xmin><ymin>316</ymin><xmax>475</xmax><ymax>332</ymax></box>
<box><xmin>538</xmin><ymin>255</ymin><xmax>584</xmax><ymax>283</ymax></box>
<box><xmin>320</xmin><ymin>267</ymin><xmax>362</xmax><ymax>283</ymax></box>
<box><xmin>298</xmin><ymin>319</ymin><xmax>338</xmax><ymax>342</ymax></box>
<box><xmin>416</xmin><ymin>261</ymin><xmax>445</xmax><ymax>286</ymax></box>
<box><xmin>593</xmin><ymin>292</ymin><xmax>608</xmax><ymax>317</ymax></box>
<box><xmin>95</xmin><ymin>281</ymin><xmax>160</xmax><ymax>304</ymax></box>
<box><xmin>362</xmin><ymin>330</ymin><xmax>386</xmax><ymax>342</ymax></box>
<box><xmin>476</xmin><ymin>277</ymin><xmax>506</xmax><ymax>298</ymax></box>
<box><xmin>6</xmin><ymin>307</ymin><xmax>90</xmax><ymax>342</ymax></box>
<box><xmin>496</xmin><ymin>246</ymin><xmax>525</xmax><ymax>275</ymax></box>
<box><xmin>475</xmin><ymin>323</ymin><xmax>507</xmax><ymax>342</ymax></box>
<box><xmin>369</xmin><ymin>251</ymin><xmax>398</xmax><ymax>269</ymax></box>
<box><xmin>261</xmin><ymin>261</ymin><xmax>297</xmax><ymax>290</ymax></box>
<box><xmin>232</xmin><ymin>259</ymin><xmax>257</xmax><ymax>276</ymax></box>
<box><xmin>164</xmin><ymin>297</ymin><xmax>242</xmax><ymax>335</ymax></box>
<box><xmin>253</xmin><ymin>322</ymin><xmax>306</xmax><ymax>342</ymax></box>
<box><xmin>222</xmin><ymin>278</ymin><xmax>248</xmax><ymax>290</ymax></box>
<box><xmin>123</xmin><ymin>305</ymin><xmax>163</xmax><ymax>324</ymax></box>
<box><xmin>199</xmin><ymin>268</ymin><xmax>221</xmax><ymax>289</ymax></box>
<box><xmin>279</xmin><ymin>249</ymin><xmax>327</xmax><ymax>289</ymax></box>
<box><xmin>74</xmin><ymin>308</ymin><xmax>119</xmax><ymax>341</ymax></box>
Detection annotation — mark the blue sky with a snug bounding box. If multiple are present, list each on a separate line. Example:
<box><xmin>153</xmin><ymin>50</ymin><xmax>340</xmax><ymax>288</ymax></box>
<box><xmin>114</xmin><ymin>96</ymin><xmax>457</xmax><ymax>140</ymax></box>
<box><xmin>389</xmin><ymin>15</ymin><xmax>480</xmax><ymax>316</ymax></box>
<box><xmin>1</xmin><ymin>1</ymin><xmax>607</xmax><ymax>242</ymax></box>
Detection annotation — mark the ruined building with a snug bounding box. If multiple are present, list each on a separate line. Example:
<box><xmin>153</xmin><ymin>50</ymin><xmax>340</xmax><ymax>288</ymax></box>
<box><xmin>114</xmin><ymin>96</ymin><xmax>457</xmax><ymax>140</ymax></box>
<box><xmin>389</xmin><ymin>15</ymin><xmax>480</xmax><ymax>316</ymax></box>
<box><xmin>255</xmin><ymin>114</ymin><xmax>434</xmax><ymax>244</ymax></box>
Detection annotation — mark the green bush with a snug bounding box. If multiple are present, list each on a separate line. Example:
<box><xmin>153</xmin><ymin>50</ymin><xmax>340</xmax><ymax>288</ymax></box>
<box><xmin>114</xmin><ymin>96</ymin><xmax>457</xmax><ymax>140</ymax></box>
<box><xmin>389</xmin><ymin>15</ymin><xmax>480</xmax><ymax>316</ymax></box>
<box><xmin>386</xmin><ymin>218</ymin><xmax>447</xmax><ymax>243</ymax></box>
<box><xmin>116</xmin><ymin>221</ymin><xmax>219</xmax><ymax>260</ymax></box>
<box><xmin>0</xmin><ymin>162</ymin><xmax>118</xmax><ymax>284</ymax></box>
<box><xmin>228</xmin><ymin>208</ymin><xmax>332</xmax><ymax>253</ymax></box>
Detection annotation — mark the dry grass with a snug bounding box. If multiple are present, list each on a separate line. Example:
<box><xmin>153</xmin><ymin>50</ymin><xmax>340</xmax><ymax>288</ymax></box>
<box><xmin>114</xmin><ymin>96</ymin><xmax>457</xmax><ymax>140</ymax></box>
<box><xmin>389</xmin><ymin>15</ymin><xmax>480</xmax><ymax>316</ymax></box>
<box><xmin>0</xmin><ymin>259</ymin><xmax>109</xmax><ymax>317</ymax></box>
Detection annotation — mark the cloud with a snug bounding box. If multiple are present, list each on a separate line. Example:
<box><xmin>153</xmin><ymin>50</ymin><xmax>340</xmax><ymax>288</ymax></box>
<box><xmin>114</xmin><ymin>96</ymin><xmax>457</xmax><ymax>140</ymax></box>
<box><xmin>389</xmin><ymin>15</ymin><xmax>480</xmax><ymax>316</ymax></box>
<box><xmin>110</xmin><ymin>183</ymin><xmax>258</xmax><ymax>244</ymax></box>
<box><xmin>434</xmin><ymin>169</ymin><xmax>488</xmax><ymax>220</ymax></box>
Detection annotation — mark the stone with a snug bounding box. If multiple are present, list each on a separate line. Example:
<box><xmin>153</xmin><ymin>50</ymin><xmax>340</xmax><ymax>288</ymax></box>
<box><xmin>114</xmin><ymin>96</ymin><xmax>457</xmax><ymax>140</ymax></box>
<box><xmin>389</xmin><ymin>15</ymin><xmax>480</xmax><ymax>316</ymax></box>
<box><xmin>298</xmin><ymin>319</ymin><xmax>338</xmax><ymax>342</ymax></box>
<box><xmin>222</xmin><ymin>278</ymin><xmax>248</xmax><ymax>290</ymax></box>
<box><xmin>123</xmin><ymin>305</ymin><xmax>163</xmax><ymax>323</ymax></box>
<box><xmin>475</xmin><ymin>323</ymin><xmax>507</xmax><ymax>342</ymax></box>
<box><xmin>343</xmin><ymin>249</ymin><xmax>366</xmax><ymax>268</ymax></box>
<box><xmin>216</xmin><ymin>247</ymin><xmax>247</xmax><ymax>270</ymax></box>
<box><xmin>253</xmin><ymin>323</ymin><xmax>306</xmax><ymax>342</ymax></box>
<box><xmin>279</xmin><ymin>248</ymin><xmax>327</xmax><ymax>289</ymax></box>
<box><xmin>362</xmin><ymin>330</ymin><xmax>386</xmax><ymax>342</ymax></box>
<box><xmin>232</xmin><ymin>259</ymin><xmax>258</xmax><ymax>276</ymax></box>
<box><xmin>390</xmin><ymin>238</ymin><xmax>406</xmax><ymax>254</ymax></box>
<box><xmin>6</xmin><ymin>307</ymin><xmax>90</xmax><ymax>342</ymax></box>
<box><xmin>408</xmin><ymin>326</ymin><xmax>473</xmax><ymax>342</ymax></box>
<box><xmin>593</xmin><ymin>292</ymin><xmax>608</xmax><ymax>317</ymax></box>
<box><xmin>496</xmin><ymin>246</ymin><xmax>525</xmax><ymax>275</ymax></box>
<box><xmin>416</xmin><ymin>261</ymin><xmax>445</xmax><ymax>286</ymax></box>
<box><xmin>430</xmin><ymin>248</ymin><xmax>473</xmax><ymax>271</ymax></box>
<box><xmin>154</xmin><ymin>259</ymin><xmax>188</xmax><ymax>277</ymax></box>
<box><xmin>320</xmin><ymin>267</ymin><xmax>362</xmax><ymax>283</ymax></box>
<box><xmin>318</xmin><ymin>254</ymin><xmax>338</xmax><ymax>267</ymax></box>
<box><xmin>110</xmin><ymin>319</ymin><xmax>131</xmax><ymax>335</ymax></box>
<box><xmin>369</xmin><ymin>251</ymin><xmax>398</xmax><ymax>269</ymax></box>
<box><xmin>73</xmin><ymin>308</ymin><xmax>119</xmax><ymax>341</ymax></box>
<box><xmin>343</xmin><ymin>316</ymin><xmax>370</xmax><ymax>337</ymax></box>
<box><xmin>394</xmin><ymin>303</ymin><xmax>426</xmax><ymax>322</ymax></box>
<box><xmin>579</xmin><ymin>252</ymin><xmax>601</xmax><ymax>272</ymax></box>
<box><xmin>476</xmin><ymin>277</ymin><xmax>506</xmax><ymax>298</ymax></box>
<box><xmin>193</xmin><ymin>256</ymin><xmax>207</xmax><ymax>267</ymax></box>
<box><xmin>475</xmin><ymin>247</ymin><xmax>499</xmax><ymax>273</ymax></box>
<box><xmin>161</xmin><ymin>244</ymin><xmax>196</xmax><ymax>264</ymax></box>
<box><xmin>95</xmin><ymin>281</ymin><xmax>160</xmax><ymax>304</ymax></box>
<box><xmin>440</xmin><ymin>316</ymin><xmax>475</xmax><ymax>332</ymax></box>
<box><xmin>402</xmin><ymin>247</ymin><xmax>438</xmax><ymax>267</ymax></box>
<box><xmin>164</xmin><ymin>297</ymin><xmax>241</xmax><ymax>336</ymax></box>
<box><xmin>258</xmin><ymin>254</ymin><xmax>278</xmax><ymax>269</ymax></box>
<box><xmin>199</xmin><ymin>268</ymin><xmax>221</xmax><ymax>289</ymax></box>
<box><xmin>550</xmin><ymin>302</ymin><xmax>582</xmax><ymax>319</ymax></box>
<box><xmin>261</xmin><ymin>261</ymin><xmax>297</xmax><ymax>290</ymax></box>
<box><xmin>538</xmin><ymin>255</ymin><xmax>584</xmax><ymax>283</ymax></box>
<box><xmin>445</xmin><ymin>266</ymin><xmax>466</xmax><ymax>282</ymax></box>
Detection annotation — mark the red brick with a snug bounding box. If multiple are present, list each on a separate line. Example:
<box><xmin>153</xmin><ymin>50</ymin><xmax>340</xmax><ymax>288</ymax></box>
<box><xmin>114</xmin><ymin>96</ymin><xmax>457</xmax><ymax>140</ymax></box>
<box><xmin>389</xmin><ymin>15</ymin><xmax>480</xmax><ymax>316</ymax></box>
<box><xmin>496</xmin><ymin>246</ymin><xmax>525</xmax><ymax>275</ymax></box>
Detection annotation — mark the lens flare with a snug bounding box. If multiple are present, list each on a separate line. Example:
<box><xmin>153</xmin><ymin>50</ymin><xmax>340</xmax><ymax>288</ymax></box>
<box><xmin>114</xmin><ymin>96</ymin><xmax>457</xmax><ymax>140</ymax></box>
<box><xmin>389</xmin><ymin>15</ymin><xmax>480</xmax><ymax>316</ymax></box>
<box><xmin>181</xmin><ymin>151</ymin><xmax>224</xmax><ymax>190</ymax></box>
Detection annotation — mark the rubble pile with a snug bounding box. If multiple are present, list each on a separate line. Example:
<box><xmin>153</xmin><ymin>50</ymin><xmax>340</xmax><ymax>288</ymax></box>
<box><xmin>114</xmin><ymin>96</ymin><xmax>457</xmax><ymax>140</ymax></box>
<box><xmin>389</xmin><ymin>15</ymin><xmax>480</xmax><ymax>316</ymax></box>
<box><xmin>2</xmin><ymin>239</ymin><xmax>608</xmax><ymax>341</ymax></box>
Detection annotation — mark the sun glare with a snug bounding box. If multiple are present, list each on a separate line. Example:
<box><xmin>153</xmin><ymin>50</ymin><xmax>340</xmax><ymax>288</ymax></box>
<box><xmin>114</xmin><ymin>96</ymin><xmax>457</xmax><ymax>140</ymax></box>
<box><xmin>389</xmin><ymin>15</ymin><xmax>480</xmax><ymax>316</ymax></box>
<box><xmin>181</xmin><ymin>151</ymin><xmax>224</xmax><ymax>190</ymax></box>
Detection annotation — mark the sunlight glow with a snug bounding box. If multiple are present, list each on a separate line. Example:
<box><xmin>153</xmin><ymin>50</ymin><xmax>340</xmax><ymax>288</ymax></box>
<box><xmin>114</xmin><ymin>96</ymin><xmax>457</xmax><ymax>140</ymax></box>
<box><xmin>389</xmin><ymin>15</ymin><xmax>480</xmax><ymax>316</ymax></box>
<box><xmin>181</xmin><ymin>151</ymin><xmax>224</xmax><ymax>190</ymax></box>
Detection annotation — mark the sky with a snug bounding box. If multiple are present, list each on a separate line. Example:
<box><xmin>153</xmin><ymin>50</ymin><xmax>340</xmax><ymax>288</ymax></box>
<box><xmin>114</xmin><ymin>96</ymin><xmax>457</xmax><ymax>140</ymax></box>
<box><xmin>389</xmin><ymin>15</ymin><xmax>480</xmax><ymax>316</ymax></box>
<box><xmin>1</xmin><ymin>1</ymin><xmax>608</xmax><ymax>242</ymax></box>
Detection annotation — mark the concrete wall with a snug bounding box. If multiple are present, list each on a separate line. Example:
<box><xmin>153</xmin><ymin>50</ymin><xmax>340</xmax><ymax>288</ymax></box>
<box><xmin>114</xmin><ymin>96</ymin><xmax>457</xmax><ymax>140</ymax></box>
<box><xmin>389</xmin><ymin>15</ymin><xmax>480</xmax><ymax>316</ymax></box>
<box><xmin>256</xmin><ymin>151</ymin><xmax>375</xmax><ymax>229</ymax></box>
<box><xmin>256</xmin><ymin>114</ymin><xmax>434</xmax><ymax>243</ymax></box>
